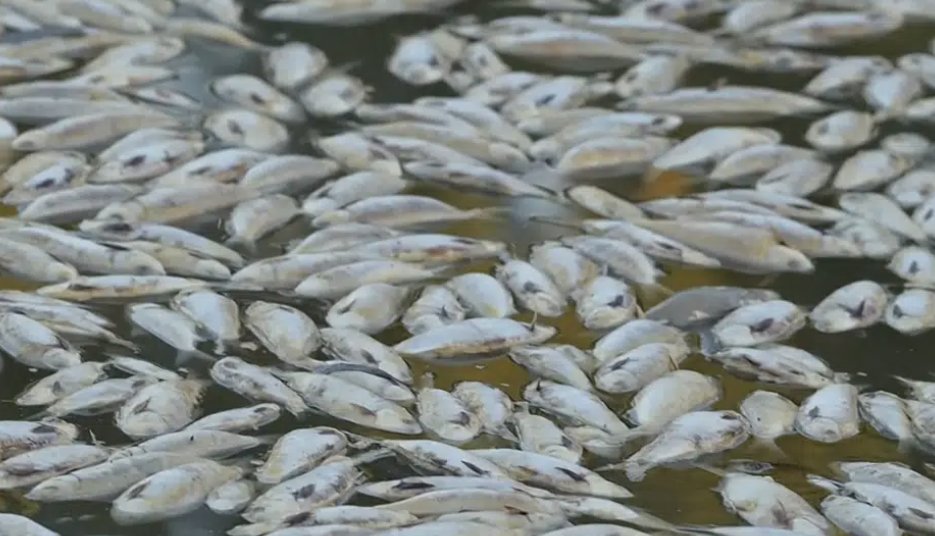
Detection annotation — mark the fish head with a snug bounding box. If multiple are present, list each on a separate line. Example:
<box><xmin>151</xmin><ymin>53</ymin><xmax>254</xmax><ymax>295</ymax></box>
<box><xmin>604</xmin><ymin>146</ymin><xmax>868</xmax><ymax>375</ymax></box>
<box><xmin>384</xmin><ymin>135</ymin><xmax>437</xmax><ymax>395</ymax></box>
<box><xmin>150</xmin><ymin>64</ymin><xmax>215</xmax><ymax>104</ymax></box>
<box><xmin>765</xmin><ymin>245</ymin><xmax>814</xmax><ymax>273</ymax></box>
<box><xmin>41</xmin><ymin>348</ymin><xmax>83</xmax><ymax>370</ymax></box>
<box><xmin>489</xmin><ymin>142</ymin><xmax>531</xmax><ymax>172</ymax></box>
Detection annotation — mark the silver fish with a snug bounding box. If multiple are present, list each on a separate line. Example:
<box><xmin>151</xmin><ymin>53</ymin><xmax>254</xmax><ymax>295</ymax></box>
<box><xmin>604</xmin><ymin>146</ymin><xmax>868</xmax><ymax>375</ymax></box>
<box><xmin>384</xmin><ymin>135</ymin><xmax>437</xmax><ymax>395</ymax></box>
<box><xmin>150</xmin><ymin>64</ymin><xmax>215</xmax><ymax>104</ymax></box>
<box><xmin>245</xmin><ymin>301</ymin><xmax>321</xmax><ymax>369</ymax></box>
<box><xmin>395</xmin><ymin>318</ymin><xmax>556</xmax><ymax>360</ymax></box>
<box><xmin>795</xmin><ymin>383</ymin><xmax>860</xmax><ymax>443</ymax></box>
<box><xmin>210</xmin><ymin>357</ymin><xmax>308</xmax><ymax>416</ymax></box>
<box><xmin>810</xmin><ymin>280</ymin><xmax>888</xmax><ymax>333</ymax></box>
<box><xmin>256</xmin><ymin>427</ymin><xmax>348</xmax><ymax>485</ymax></box>
<box><xmin>185</xmin><ymin>404</ymin><xmax>281</xmax><ymax>433</ymax></box>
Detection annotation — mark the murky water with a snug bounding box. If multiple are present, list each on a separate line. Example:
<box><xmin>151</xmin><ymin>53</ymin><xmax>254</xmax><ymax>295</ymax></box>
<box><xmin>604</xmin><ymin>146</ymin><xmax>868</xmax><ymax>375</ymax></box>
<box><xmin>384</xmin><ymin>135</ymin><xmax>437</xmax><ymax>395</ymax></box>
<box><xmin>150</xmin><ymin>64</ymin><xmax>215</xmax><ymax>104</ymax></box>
<box><xmin>1</xmin><ymin>1</ymin><xmax>935</xmax><ymax>535</ymax></box>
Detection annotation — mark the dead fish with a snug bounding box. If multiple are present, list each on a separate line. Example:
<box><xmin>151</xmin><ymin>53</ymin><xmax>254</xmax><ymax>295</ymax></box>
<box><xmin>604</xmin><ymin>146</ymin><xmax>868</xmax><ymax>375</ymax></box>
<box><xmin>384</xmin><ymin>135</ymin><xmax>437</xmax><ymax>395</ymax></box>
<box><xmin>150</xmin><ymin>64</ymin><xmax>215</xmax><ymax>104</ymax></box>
<box><xmin>316</xmin><ymin>133</ymin><xmax>402</xmax><ymax>176</ymax></box>
<box><xmin>805</xmin><ymin>56</ymin><xmax>891</xmax><ymax>99</ymax></box>
<box><xmin>210</xmin><ymin>356</ymin><xmax>308</xmax><ymax>416</ymax></box>
<box><xmin>593</xmin><ymin>319</ymin><xmax>687</xmax><ymax>364</ymax></box>
<box><xmin>561</xmin><ymin>235</ymin><xmax>662</xmax><ymax>286</ymax></box>
<box><xmin>402</xmin><ymin>285</ymin><xmax>467</xmax><ymax>334</ymax></box>
<box><xmin>864</xmin><ymin>68</ymin><xmax>923</xmax><ymax>117</ymax></box>
<box><xmin>395</xmin><ymin>318</ymin><xmax>556</xmax><ymax>360</ymax></box>
<box><xmin>109</xmin><ymin>430</ymin><xmax>262</xmax><ymax>460</ymax></box>
<box><xmin>512</xmin><ymin>404</ymin><xmax>582</xmax><ymax>463</ymax></box>
<box><xmin>312</xmin><ymin>194</ymin><xmax>499</xmax><ymax>228</ymax></box>
<box><xmin>794</xmin><ymin>383</ymin><xmax>860</xmax><ymax>443</ymax></box>
<box><xmin>594</xmin><ymin>342</ymin><xmax>690</xmax><ymax>394</ymax></box>
<box><xmin>446</xmin><ymin>273</ymin><xmax>516</xmax><ymax>318</ymax></box>
<box><xmin>523</xmin><ymin>380</ymin><xmax>629</xmax><ymax>435</ymax></box>
<box><xmin>351</xmin><ymin>234</ymin><xmax>505</xmax><ymax>265</ymax></box>
<box><xmin>417</xmin><ymin>384</ymin><xmax>481</xmax><ymax>444</ymax></box>
<box><xmin>889</xmin><ymin>246</ymin><xmax>935</xmax><ymax>285</ymax></box>
<box><xmin>718</xmin><ymin>472</ymin><xmax>830</xmax><ymax>534</ymax></box>
<box><xmin>858</xmin><ymin>391</ymin><xmax>913</xmax><ymax>443</ymax></box>
<box><xmin>46</xmin><ymin>376</ymin><xmax>152</xmax><ymax>418</ymax></box>
<box><xmin>278</xmin><ymin>372</ymin><xmax>420</xmax><ymax>434</ymax></box>
<box><xmin>255</xmin><ymin>427</ymin><xmax>347</xmax><ymax>485</ymax></box>
<box><xmin>127</xmin><ymin>303</ymin><xmax>206</xmax><ymax>358</ymax></box>
<box><xmin>710</xmin><ymin>300</ymin><xmax>806</xmax><ymax>347</ymax></box>
<box><xmin>300</xmin><ymin>73</ymin><xmax>368</xmax><ymax>117</ymax></box>
<box><xmin>645</xmin><ymin>286</ymin><xmax>780</xmax><ymax>329</ymax></box>
<box><xmin>885</xmin><ymin>288</ymin><xmax>935</xmax><ymax>334</ymax></box>
<box><xmin>809</xmin><ymin>280</ymin><xmax>888</xmax><ymax>333</ymax></box>
<box><xmin>0</xmin><ymin>420</ymin><xmax>79</xmax><ymax>460</ymax></box>
<box><xmin>474</xmin><ymin>448</ymin><xmax>632</xmax><ymax>498</ymax></box>
<box><xmin>739</xmin><ymin>390</ymin><xmax>798</xmax><ymax>446</ymax></box>
<box><xmin>510</xmin><ymin>345</ymin><xmax>594</xmax><ymax>392</ymax></box>
<box><xmin>319</xmin><ymin>327</ymin><xmax>412</xmax><ymax>383</ymax></box>
<box><xmin>529</xmin><ymin>242</ymin><xmax>600</xmax><ymax>298</ymax></box>
<box><xmin>404</xmin><ymin>161</ymin><xmax>553</xmax><ymax>198</ymax></box>
<box><xmin>295</xmin><ymin>260</ymin><xmax>440</xmax><ymax>300</ymax></box>
<box><xmin>0</xmin><ymin>311</ymin><xmax>81</xmax><ymax>370</ymax></box>
<box><xmin>556</xmin><ymin>136</ymin><xmax>673</xmax><ymax>180</ymax></box>
<box><xmin>0</xmin><ymin>237</ymin><xmax>78</xmax><ymax>283</ymax></box>
<box><xmin>264</xmin><ymin>42</ymin><xmax>328</xmax><ymax>91</ymax></box>
<box><xmin>839</xmin><ymin>192</ymin><xmax>925</xmax><ymax>242</ymax></box>
<box><xmin>185</xmin><ymin>404</ymin><xmax>281</xmax><ymax>433</ymax></box>
<box><xmin>563</xmin><ymin>185</ymin><xmax>644</xmax><ymax>221</ymax></box>
<box><xmin>616</xmin><ymin>411</ymin><xmax>750</xmax><ymax>482</ymax></box>
<box><xmin>171</xmin><ymin>289</ymin><xmax>240</xmax><ymax>350</ymax></box>
<box><xmin>211</xmin><ymin>74</ymin><xmax>305</xmax><ymax>124</ymax></box>
<box><xmin>15</xmin><ymin>362</ymin><xmax>108</xmax><ymax>406</ymax></box>
<box><xmin>111</xmin><ymin>459</ymin><xmax>242</xmax><ymax>525</ymax></box>
<box><xmin>225</xmin><ymin>195</ymin><xmax>300</xmax><ymax>246</ymax></box>
<box><xmin>829</xmin><ymin>217</ymin><xmax>903</xmax><ymax>259</ymax></box>
<box><xmin>751</xmin><ymin>11</ymin><xmax>903</xmax><ymax>47</ymax></box>
<box><xmin>12</xmin><ymin>111</ymin><xmax>179</xmax><ymax>151</ymax></box>
<box><xmin>206</xmin><ymin>478</ymin><xmax>254</xmax><ymax>516</ymax></box>
<box><xmin>326</xmin><ymin>283</ymin><xmax>410</xmax><ymax>335</ymax></box>
<box><xmin>0</xmin><ymin>443</ymin><xmax>109</xmax><ymax>490</ymax></box>
<box><xmin>487</xmin><ymin>29</ymin><xmax>644</xmax><ymax>71</ymax></box>
<box><xmin>233</xmin><ymin>251</ymin><xmax>379</xmax><ymax>290</ymax></box>
<box><xmin>653</xmin><ymin>126</ymin><xmax>781</xmax><ymax>171</ymax></box>
<box><xmin>496</xmin><ymin>259</ymin><xmax>565</xmax><ymax>317</ymax></box>
<box><xmin>805</xmin><ymin>110</ymin><xmax>876</xmax><ymax>152</ymax></box>
<box><xmin>114</xmin><ymin>379</ymin><xmax>206</xmax><ymax>439</ymax></box>
<box><xmin>204</xmin><ymin>109</ymin><xmax>288</xmax><ymax>153</ymax></box>
<box><xmin>572</xmin><ymin>275</ymin><xmax>639</xmax><ymax>331</ymax></box>
<box><xmin>709</xmin><ymin>143</ymin><xmax>817</xmax><ymax>183</ymax></box>
<box><xmin>710</xmin><ymin>344</ymin><xmax>840</xmax><ymax>389</ymax></box>
<box><xmin>755</xmin><ymin>158</ymin><xmax>834</xmax><ymax>197</ymax></box>
<box><xmin>821</xmin><ymin>494</ymin><xmax>902</xmax><ymax>536</ymax></box>
<box><xmin>97</xmin><ymin>183</ymin><xmax>260</xmax><ymax>224</ymax></box>
<box><xmin>625</xmin><ymin>86</ymin><xmax>830</xmax><ymax>123</ymax></box>
<box><xmin>302</xmin><ymin>172</ymin><xmax>408</xmax><ymax>218</ymax></box>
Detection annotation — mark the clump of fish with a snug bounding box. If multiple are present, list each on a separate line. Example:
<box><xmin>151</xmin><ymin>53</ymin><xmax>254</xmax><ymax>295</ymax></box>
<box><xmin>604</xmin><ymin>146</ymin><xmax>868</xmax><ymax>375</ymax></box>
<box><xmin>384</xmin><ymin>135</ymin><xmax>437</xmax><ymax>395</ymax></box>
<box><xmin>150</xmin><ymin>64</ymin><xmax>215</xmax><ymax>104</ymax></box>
<box><xmin>0</xmin><ymin>0</ymin><xmax>933</xmax><ymax>535</ymax></box>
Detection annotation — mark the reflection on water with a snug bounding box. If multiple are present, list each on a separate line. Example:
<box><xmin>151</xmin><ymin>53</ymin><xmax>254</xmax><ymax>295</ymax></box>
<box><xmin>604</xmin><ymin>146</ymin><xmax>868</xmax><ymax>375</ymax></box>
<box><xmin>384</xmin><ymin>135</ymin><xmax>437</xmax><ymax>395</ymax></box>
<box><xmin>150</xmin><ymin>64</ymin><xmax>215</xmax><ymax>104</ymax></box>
<box><xmin>1</xmin><ymin>2</ymin><xmax>935</xmax><ymax>535</ymax></box>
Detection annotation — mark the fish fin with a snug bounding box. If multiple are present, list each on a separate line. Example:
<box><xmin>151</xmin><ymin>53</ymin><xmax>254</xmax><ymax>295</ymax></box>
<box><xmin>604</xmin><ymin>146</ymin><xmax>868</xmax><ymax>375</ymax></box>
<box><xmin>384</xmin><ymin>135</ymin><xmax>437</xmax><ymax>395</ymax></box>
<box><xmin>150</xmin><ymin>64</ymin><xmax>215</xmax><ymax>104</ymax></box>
<box><xmin>697</xmin><ymin>329</ymin><xmax>721</xmax><ymax>357</ymax></box>
<box><xmin>752</xmin><ymin>438</ymin><xmax>791</xmax><ymax>461</ymax></box>
<box><xmin>805</xmin><ymin>473</ymin><xmax>842</xmax><ymax>492</ymax></box>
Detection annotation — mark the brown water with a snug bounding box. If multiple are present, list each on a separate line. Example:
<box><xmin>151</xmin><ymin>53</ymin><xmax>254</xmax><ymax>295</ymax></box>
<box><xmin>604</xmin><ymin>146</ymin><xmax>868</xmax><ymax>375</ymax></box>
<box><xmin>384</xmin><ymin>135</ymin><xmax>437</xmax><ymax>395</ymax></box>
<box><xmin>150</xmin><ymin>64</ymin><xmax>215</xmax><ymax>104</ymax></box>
<box><xmin>1</xmin><ymin>1</ymin><xmax>935</xmax><ymax>535</ymax></box>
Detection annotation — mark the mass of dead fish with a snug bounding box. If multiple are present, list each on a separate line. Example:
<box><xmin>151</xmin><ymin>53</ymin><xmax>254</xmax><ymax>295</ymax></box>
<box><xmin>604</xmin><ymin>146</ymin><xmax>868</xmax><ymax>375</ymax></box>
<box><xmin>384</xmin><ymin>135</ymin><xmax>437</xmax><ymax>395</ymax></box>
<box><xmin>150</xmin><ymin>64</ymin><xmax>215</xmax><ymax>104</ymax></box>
<box><xmin>0</xmin><ymin>0</ymin><xmax>932</xmax><ymax>535</ymax></box>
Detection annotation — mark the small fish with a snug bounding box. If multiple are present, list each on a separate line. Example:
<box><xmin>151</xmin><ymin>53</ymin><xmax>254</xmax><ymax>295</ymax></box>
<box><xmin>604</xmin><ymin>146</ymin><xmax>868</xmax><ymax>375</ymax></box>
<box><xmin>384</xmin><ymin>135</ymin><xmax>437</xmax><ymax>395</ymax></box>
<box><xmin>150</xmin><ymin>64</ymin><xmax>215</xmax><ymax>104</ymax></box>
<box><xmin>513</xmin><ymin>404</ymin><xmax>582</xmax><ymax>463</ymax></box>
<box><xmin>627</xmin><ymin>370</ymin><xmax>721</xmax><ymax>434</ymax></box>
<box><xmin>313</xmin><ymin>194</ymin><xmax>498</xmax><ymax>229</ymax></box>
<box><xmin>395</xmin><ymin>318</ymin><xmax>556</xmax><ymax>360</ymax></box>
<box><xmin>111</xmin><ymin>430</ymin><xmax>262</xmax><ymax>460</ymax></box>
<box><xmin>212</xmin><ymin>74</ymin><xmax>305</xmax><ymax>123</ymax></box>
<box><xmin>264</xmin><ymin>42</ymin><xmax>328</xmax><ymax>91</ymax></box>
<box><xmin>45</xmin><ymin>376</ymin><xmax>152</xmax><ymax>417</ymax></box>
<box><xmin>295</xmin><ymin>260</ymin><xmax>439</xmax><ymax>300</ymax></box>
<box><xmin>510</xmin><ymin>345</ymin><xmax>594</xmax><ymax>391</ymax></box>
<box><xmin>645</xmin><ymin>286</ymin><xmax>780</xmax><ymax>329</ymax></box>
<box><xmin>13</xmin><ymin>111</ymin><xmax>179</xmax><ymax>151</ymax></box>
<box><xmin>402</xmin><ymin>285</ymin><xmax>467</xmax><ymax>334</ymax></box>
<box><xmin>718</xmin><ymin>472</ymin><xmax>830</xmax><ymax>534</ymax></box>
<box><xmin>111</xmin><ymin>459</ymin><xmax>242</xmax><ymax>525</ymax></box>
<box><xmin>417</xmin><ymin>384</ymin><xmax>481</xmax><ymax>444</ymax></box>
<box><xmin>523</xmin><ymin>380</ymin><xmax>629</xmax><ymax>435</ymax></box>
<box><xmin>204</xmin><ymin>109</ymin><xmax>289</xmax><ymax>153</ymax></box>
<box><xmin>278</xmin><ymin>372</ymin><xmax>420</xmax><ymax>434</ymax></box>
<box><xmin>206</xmin><ymin>478</ymin><xmax>254</xmax><ymax>516</ymax></box>
<box><xmin>452</xmin><ymin>381</ymin><xmax>514</xmax><ymax>440</ymax></box>
<box><xmin>320</xmin><ymin>327</ymin><xmax>412</xmax><ymax>383</ymax></box>
<box><xmin>795</xmin><ymin>383</ymin><xmax>860</xmax><ymax>443</ymax></box>
<box><xmin>709</xmin><ymin>143</ymin><xmax>817</xmax><ymax>183</ymax></box>
<box><xmin>0</xmin><ymin>443</ymin><xmax>109</xmax><ymax>490</ymax></box>
<box><xmin>210</xmin><ymin>357</ymin><xmax>308</xmax><ymax>416</ymax></box>
<box><xmin>810</xmin><ymin>280</ymin><xmax>888</xmax><ymax>333</ymax></box>
<box><xmin>107</xmin><ymin>356</ymin><xmax>181</xmax><ymax>382</ymax></box>
<box><xmin>859</xmin><ymin>391</ymin><xmax>912</xmax><ymax>443</ymax></box>
<box><xmin>446</xmin><ymin>272</ymin><xmax>517</xmax><ymax>318</ymax></box>
<box><xmin>185</xmin><ymin>404</ymin><xmax>281</xmax><ymax>433</ymax></box>
<box><xmin>115</xmin><ymin>379</ymin><xmax>205</xmax><ymax>439</ymax></box>
<box><xmin>710</xmin><ymin>344</ymin><xmax>839</xmax><ymax>389</ymax></box>
<box><xmin>245</xmin><ymin>301</ymin><xmax>320</xmax><ymax>368</ymax></box>
<box><xmin>0</xmin><ymin>420</ymin><xmax>79</xmax><ymax>461</ymax></box>
<box><xmin>37</xmin><ymin>275</ymin><xmax>207</xmax><ymax>301</ymax></box>
<box><xmin>821</xmin><ymin>494</ymin><xmax>901</xmax><ymax>536</ymax></box>
<box><xmin>739</xmin><ymin>390</ymin><xmax>798</xmax><ymax>445</ymax></box>
<box><xmin>127</xmin><ymin>303</ymin><xmax>205</xmax><ymax>358</ymax></box>
<box><xmin>710</xmin><ymin>300</ymin><xmax>805</xmax><ymax>348</ymax></box>
<box><xmin>15</xmin><ymin>362</ymin><xmax>107</xmax><ymax>406</ymax></box>
<box><xmin>255</xmin><ymin>427</ymin><xmax>347</xmax><ymax>485</ymax></box>
<box><xmin>496</xmin><ymin>259</ymin><xmax>565</xmax><ymax>317</ymax></box>
<box><xmin>300</xmin><ymin>73</ymin><xmax>368</xmax><ymax>117</ymax></box>
<box><xmin>171</xmin><ymin>289</ymin><xmax>240</xmax><ymax>350</ymax></box>
<box><xmin>0</xmin><ymin>311</ymin><xmax>81</xmax><ymax>370</ymax></box>
<box><xmin>806</xmin><ymin>110</ymin><xmax>876</xmax><ymax>153</ymax></box>
<box><xmin>226</xmin><ymin>195</ymin><xmax>300</xmax><ymax>246</ymax></box>
<box><xmin>594</xmin><ymin>342</ymin><xmax>690</xmax><ymax>394</ymax></box>
<box><xmin>619</xmin><ymin>411</ymin><xmax>750</xmax><ymax>482</ymax></box>
<box><xmin>476</xmin><ymin>448</ymin><xmax>631</xmax><ymax>498</ymax></box>
<box><xmin>302</xmin><ymin>172</ymin><xmax>408</xmax><ymax>218</ymax></box>
<box><xmin>755</xmin><ymin>158</ymin><xmax>834</xmax><ymax>197</ymax></box>
<box><xmin>326</xmin><ymin>283</ymin><xmax>410</xmax><ymax>335</ymax></box>
<box><xmin>885</xmin><ymin>288</ymin><xmax>935</xmax><ymax>334</ymax></box>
